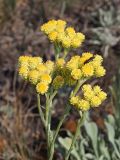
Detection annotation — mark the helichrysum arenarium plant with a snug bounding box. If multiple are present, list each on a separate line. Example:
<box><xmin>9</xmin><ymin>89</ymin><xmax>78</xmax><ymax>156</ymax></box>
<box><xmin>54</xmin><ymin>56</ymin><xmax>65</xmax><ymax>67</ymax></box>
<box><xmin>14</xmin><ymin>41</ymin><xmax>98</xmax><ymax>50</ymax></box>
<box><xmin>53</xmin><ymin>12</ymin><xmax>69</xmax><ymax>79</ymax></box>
<box><xmin>18</xmin><ymin>19</ymin><xmax>107</xmax><ymax>160</ymax></box>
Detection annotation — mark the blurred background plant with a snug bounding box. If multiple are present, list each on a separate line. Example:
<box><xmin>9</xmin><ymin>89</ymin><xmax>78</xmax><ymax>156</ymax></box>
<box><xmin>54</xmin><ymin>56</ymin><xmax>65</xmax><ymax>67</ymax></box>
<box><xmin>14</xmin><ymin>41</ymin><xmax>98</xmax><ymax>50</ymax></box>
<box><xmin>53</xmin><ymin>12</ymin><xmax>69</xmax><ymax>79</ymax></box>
<box><xmin>0</xmin><ymin>0</ymin><xmax>120</xmax><ymax>159</ymax></box>
<box><xmin>0</xmin><ymin>0</ymin><xmax>16</xmax><ymax>27</ymax></box>
<box><xmin>89</xmin><ymin>4</ymin><xmax>120</xmax><ymax>58</ymax></box>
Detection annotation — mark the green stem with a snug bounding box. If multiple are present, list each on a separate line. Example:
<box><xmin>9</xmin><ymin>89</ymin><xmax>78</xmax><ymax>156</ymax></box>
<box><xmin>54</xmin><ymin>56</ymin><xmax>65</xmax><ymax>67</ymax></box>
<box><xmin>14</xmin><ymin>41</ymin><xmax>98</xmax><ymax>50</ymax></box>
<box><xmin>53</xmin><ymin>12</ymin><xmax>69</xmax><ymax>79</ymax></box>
<box><xmin>37</xmin><ymin>94</ymin><xmax>46</xmax><ymax>127</ymax></box>
<box><xmin>45</xmin><ymin>90</ymin><xmax>57</xmax><ymax>158</ymax></box>
<box><xmin>49</xmin><ymin>104</ymin><xmax>70</xmax><ymax>160</ymax></box>
<box><xmin>54</xmin><ymin>43</ymin><xmax>61</xmax><ymax>60</ymax></box>
<box><xmin>71</xmin><ymin>79</ymin><xmax>87</xmax><ymax>97</ymax></box>
<box><xmin>45</xmin><ymin>94</ymin><xmax>51</xmax><ymax>154</ymax></box>
<box><xmin>63</xmin><ymin>49</ymin><xmax>68</xmax><ymax>59</ymax></box>
<box><xmin>65</xmin><ymin>112</ymin><xmax>86</xmax><ymax>160</ymax></box>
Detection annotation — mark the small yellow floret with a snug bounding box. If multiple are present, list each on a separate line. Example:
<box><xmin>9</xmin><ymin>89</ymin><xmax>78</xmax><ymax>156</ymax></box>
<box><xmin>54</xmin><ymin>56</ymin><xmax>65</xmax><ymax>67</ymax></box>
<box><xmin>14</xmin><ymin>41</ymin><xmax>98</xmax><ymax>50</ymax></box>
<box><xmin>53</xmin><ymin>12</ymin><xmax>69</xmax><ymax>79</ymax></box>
<box><xmin>57</xmin><ymin>20</ymin><xmax>66</xmax><ymax>27</ymax></box>
<box><xmin>95</xmin><ymin>66</ymin><xmax>106</xmax><ymax>77</ymax></box>
<box><xmin>82</xmin><ymin>84</ymin><xmax>92</xmax><ymax>92</ymax></box>
<box><xmin>98</xmin><ymin>91</ymin><xmax>107</xmax><ymax>101</ymax></box>
<box><xmin>62</xmin><ymin>36</ymin><xmax>71</xmax><ymax>48</ymax></box>
<box><xmin>40</xmin><ymin>74</ymin><xmax>52</xmax><ymax>84</ymax></box>
<box><xmin>28</xmin><ymin>70</ymin><xmax>40</xmax><ymax>84</ymax></box>
<box><xmin>82</xmin><ymin>52</ymin><xmax>93</xmax><ymax>60</ymax></box>
<box><xmin>36</xmin><ymin>63</ymin><xmax>47</xmax><ymax>74</ymax></box>
<box><xmin>70</xmin><ymin>96</ymin><xmax>79</xmax><ymax>106</ymax></box>
<box><xmin>82</xmin><ymin>63</ymin><xmax>94</xmax><ymax>77</ymax></box>
<box><xmin>41</xmin><ymin>20</ymin><xmax>57</xmax><ymax>34</ymax></box>
<box><xmin>56</xmin><ymin>32</ymin><xmax>65</xmax><ymax>42</ymax></box>
<box><xmin>36</xmin><ymin>82</ymin><xmax>48</xmax><ymax>95</ymax></box>
<box><xmin>19</xmin><ymin>66</ymin><xmax>29</xmax><ymax>79</ymax></box>
<box><xmin>45</xmin><ymin>60</ymin><xmax>54</xmax><ymax>73</ymax></box>
<box><xmin>93</xmin><ymin>86</ymin><xmax>101</xmax><ymax>94</ymax></box>
<box><xmin>82</xmin><ymin>85</ymin><xmax>95</xmax><ymax>100</ymax></box>
<box><xmin>71</xmin><ymin>69</ymin><xmax>82</xmax><ymax>80</ymax></box>
<box><xmin>48</xmin><ymin>31</ymin><xmax>58</xmax><ymax>42</ymax></box>
<box><xmin>90</xmin><ymin>96</ymin><xmax>101</xmax><ymax>107</ymax></box>
<box><xmin>71</xmin><ymin>37</ymin><xmax>81</xmax><ymax>48</ymax></box>
<box><xmin>76</xmin><ymin>32</ymin><xmax>85</xmax><ymax>41</ymax></box>
<box><xmin>78</xmin><ymin>99</ymin><xmax>90</xmax><ymax>111</ymax></box>
<box><xmin>28</xmin><ymin>57</ymin><xmax>42</xmax><ymax>69</ymax></box>
<box><xmin>56</xmin><ymin>58</ymin><xmax>65</xmax><ymax>68</ymax></box>
<box><xmin>18</xmin><ymin>56</ymin><xmax>30</xmax><ymax>67</ymax></box>
<box><xmin>79</xmin><ymin>52</ymin><xmax>93</xmax><ymax>66</ymax></box>
<box><xmin>67</xmin><ymin>56</ymin><xmax>80</xmax><ymax>70</ymax></box>
<box><xmin>71</xmin><ymin>32</ymin><xmax>85</xmax><ymax>48</ymax></box>
<box><xmin>66</xmin><ymin>27</ymin><xmax>76</xmax><ymax>38</ymax></box>
<box><xmin>94</xmin><ymin>55</ymin><xmax>103</xmax><ymax>63</ymax></box>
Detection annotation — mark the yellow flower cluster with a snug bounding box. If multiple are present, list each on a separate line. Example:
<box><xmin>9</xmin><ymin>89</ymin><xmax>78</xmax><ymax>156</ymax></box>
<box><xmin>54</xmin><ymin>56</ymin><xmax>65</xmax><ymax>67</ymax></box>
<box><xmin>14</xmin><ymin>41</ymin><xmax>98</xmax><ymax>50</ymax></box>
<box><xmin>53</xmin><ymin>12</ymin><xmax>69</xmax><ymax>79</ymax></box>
<box><xmin>18</xmin><ymin>56</ymin><xmax>54</xmax><ymax>95</ymax></box>
<box><xmin>41</xmin><ymin>20</ymin><xmax>85</xmax><ymax>49</ymax></box>
<box><xmin>52</xmin><ymin>53</ymin><xmax>106</xmax><ymax>88</ymax></box>
<box><xmin>70</xmin><ymin>84</ymin><xmax>107</xmax><ymax>111</ymax></box>
<box><xmin>66</xmin><ymin>53</ymin><xmax>106</xmax><ymax>79</ymax></box>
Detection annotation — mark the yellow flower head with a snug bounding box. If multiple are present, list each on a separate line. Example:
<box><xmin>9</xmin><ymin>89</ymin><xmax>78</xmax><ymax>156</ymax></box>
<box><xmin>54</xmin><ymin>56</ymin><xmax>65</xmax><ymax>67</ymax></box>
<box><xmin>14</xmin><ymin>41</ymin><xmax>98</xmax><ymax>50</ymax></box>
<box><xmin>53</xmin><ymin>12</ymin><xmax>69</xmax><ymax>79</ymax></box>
<box><xmin>93</xmin><ymin>85</ymin><xmax>101</xmax><ymax>94</ymax></box>
<box><xmin>82</xmin><ymin>63</ymin><xmax>94</xmax><ymax>77</ymax></box>
<box><xmin>57</xmin><ymin>32</ymin><xmax>65</xmax><ymax>42</ymax></box>
<box><xmin>70</xmin><ymin>96</ymin><xmax>79</xmax><ymax>106</ymax></box>
<box><xmin>66</xmin><ymin>56</ymin><xmax>80</xmax><ymax>70</ymax></box>
<box><xmin>76</xmin><ymin>32</ymin><xmax>85</xmax><ymax>41</ymax></box>
<box><xmin>41</xmin><ymin>20</ymin><xmax>57</xmax><ymax>34</ymax></box>
<box><xmin>71</xmin><ymin>37</ymin><xmax>82</xmax><ymax>48</ymax></box>
<box><xmin>45</xmin><ymin>60</ymin><xmax>54</xmax><ymax>73</ymax></box>
<box><xmin>82</xmin><ymin>84</ymin><xmax>95</xmax><ymax>100</ymax></box>
<box><xmin>90</xmin><ymin>96</ymin><xmax>102</xmax><ymax>107</ymax></box>
<box><xmin>52</xmin><ymin>75</ymin><xmax>64</xmax><ymax>89</ymax></box>
<box><xmin>62</xmin><ymin>36</ymin><xmax>71</xmax><ymax>48</ymax></box>
<box><xmin>91</xmin><ymin>55</ymin><xmax>103</xmax><ymax>68</ymax></box>
<box><xmin>71</xmin><ymin>69</ymin><xmax>82</xmax><ymax>80</ymax></box>
<box><xmin>98</xmin><ymin>91</ymin><xmax>107</xmax><ymax>101</ymax></box>
<box><xmin>83</xmin><ymin>91</ymin><xmax>95</xmax><ymax>101</ymax></box>
<box><xmin>79</xmin><ymin>52</ymin><xmax>93</xmax><ymax>66</ymax></box>
<box><xmin>28</xmin><ymin>57</ymin><xmax>42</xmax><ymax>69</ymax></box>
<box><xmin>94</xmin><ymin>55</ymin><xmax>103</xmax><ymax>63</ymax></box>
<box><xmin>48</xmin><ymin>31</ymin><xmax>58</xmax><ymax>42</ymax></box>
<box><xmin>36</xmin><ymin>82</ymin><xmax>48</xmax><ymax>95</ymax></box>
<box><xmin>40</xmin><ymin>74</ymin><xmax>52</xmax><ymax>84</ymax></box>
<box><xmin>82</xmin><ymin>84</ymin><xmax>92</xmax><ymax>92</ymax></box>
<box><xmin>19</xmin><ymin>66</ymin><xmax>29</xmax><ymax>79</ymax></box>
<box><xmin>18</xmin><ymin>56</ymin><xmax>30</xmax><ymax>67</ymax></box>
<box><xmin>56</xmin><ymin>58</ymin><xmax>65</xmax><ymax>68</ymax></box>
<box><xmin>95</xmin><ymin>66</ymin><xmax>106</xmax><ymax>77</ymax></box>
<box><xmin>28</xmin><ymin>70</ymin><xmax>40</xmax><ymax>84</ymax></box>
<box><xmin>71</xmin><ymin>55</ymin><xmax>80</xmax><ymax>62</ymax></box>
<box><xmin>78</xmin><ymin>99</ymin><xmax>90</xmax><ymax>111</ymax></box>
<box><xmin>56</xmin><ymin>20</ymin><xmax>66</xmax><ymax>27</ymax></box>
<box><xmin>71</xmin><ymin>32</ymin><xmax>85</xmax><ymax>48</ymax></box>
<box><xmin>66</xmin><ymin>27</ymin><xmax>76</xmax><ymax>38</ymax></box>
<box><xmin>36</xmin><ymin>63</ymin><xmax>47</xmax><ymax>74</ymax></box>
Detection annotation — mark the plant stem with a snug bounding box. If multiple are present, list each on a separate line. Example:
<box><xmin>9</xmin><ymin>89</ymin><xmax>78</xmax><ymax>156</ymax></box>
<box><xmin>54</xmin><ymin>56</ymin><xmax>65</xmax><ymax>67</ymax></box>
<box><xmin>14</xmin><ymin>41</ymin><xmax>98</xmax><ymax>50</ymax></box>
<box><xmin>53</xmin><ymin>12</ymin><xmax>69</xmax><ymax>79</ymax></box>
<box><xmin>45</xmin><ymin>94</ymin><xmax>51</xmax><ymax>152</ymax></box>
<box><xmin>54</xmin><ymin>43</ymin><xmax>61</xmax><ymax>60</ymax></box>
<box><xmin>65</xmin><ymin>112</ymin><xmax>86</xmax><ymax>160</ymax></box>
<box><xmin>71</xmin><ymin>79</ymin><xmax>87</xmax><ymax>97</ymax></box>
<box><xmin>63</xmin><ymin>49</ymin><xmax>68</xmax><ymax>59</ymax></box>
<box><xmin>49</xmin><ymin>104</ymin><xmax>70</xmax><ymax>160</ymax></box>
<box><xmin>37</xmin><ymin>94</ymin><xmax>46</xmax><ymax>127</ymax></box>
<box><xmin>45</xmin><ymin>90</ymin><xmax>57</xmax><ymax>158</ymax></box>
